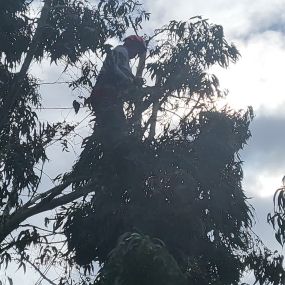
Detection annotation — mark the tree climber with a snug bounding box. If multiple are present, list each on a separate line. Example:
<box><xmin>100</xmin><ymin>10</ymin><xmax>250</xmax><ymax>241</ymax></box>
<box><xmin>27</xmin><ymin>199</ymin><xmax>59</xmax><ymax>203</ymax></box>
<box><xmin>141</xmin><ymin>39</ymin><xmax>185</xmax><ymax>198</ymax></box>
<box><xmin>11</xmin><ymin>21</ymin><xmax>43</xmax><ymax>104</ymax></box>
<box><xmin>89</xmin><ymin>35</ymin><xmax>147</xmax><ymax>145</ymax></box>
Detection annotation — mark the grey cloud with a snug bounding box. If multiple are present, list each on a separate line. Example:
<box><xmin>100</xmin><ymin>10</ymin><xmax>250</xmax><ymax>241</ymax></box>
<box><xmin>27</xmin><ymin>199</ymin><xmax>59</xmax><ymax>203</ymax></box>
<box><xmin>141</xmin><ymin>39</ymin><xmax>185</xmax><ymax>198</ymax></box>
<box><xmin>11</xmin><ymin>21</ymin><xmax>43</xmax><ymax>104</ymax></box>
<box><xmin>239</xmin><ymin>113</ymin><xmax>285</xmax><ymax>206</ymax></box>
<box><xmin>143</xmin><ymin>0</ymin><xmax>285</xmax><ymax>42</ymax></box>
<box><xmin>241</xmin><ymin>114</ymin><xmax>285</xmax><ymax>172</ymax></box>
<box><xmin>250</xmin><ymin>195</ymin><xmax>284</xmax><ymax>252</ymax></box>
<box><xmin>241</xmin><ymin>7</ymin><xmax>285</xmax><ymax>40</ymax></box>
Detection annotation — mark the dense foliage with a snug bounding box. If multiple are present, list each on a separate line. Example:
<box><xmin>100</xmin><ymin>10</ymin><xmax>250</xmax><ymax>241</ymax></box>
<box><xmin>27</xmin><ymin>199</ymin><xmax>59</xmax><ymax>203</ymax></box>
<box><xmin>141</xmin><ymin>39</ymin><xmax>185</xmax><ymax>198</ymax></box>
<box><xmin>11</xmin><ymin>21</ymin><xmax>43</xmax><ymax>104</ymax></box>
<box><xmin>0</xmin><ymin>1</ymin><xmax>284</xmax><ymax>284</ymax></box>
<box><xmin>0</xmin><ymin>0</ymin><xmax>147</xmax><ymax>282</ymax></box>
<box><xmin>62</xmin><ymin>17</ymin><xmax>285</xmax><ymax>285</ymax></box>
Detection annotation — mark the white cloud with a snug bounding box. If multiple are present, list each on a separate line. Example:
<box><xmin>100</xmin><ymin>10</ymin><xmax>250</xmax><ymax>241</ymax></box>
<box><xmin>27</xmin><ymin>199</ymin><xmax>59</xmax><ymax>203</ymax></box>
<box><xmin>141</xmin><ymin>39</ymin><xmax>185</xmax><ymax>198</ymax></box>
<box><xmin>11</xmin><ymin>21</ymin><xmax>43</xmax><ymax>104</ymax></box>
<box><xmin>214</xmin><ymin>30</ymin><xmax>285</xmax><ymax>113</ymax></box>
<box><xmin>144</xmin><ymin>0</ymin><xmax>285</xmax><ymax>115</ymax></box>
<box><xmin>143</xmin><ymin>0</ymin><xmax>285</xmax><ymax>201</ymax></box>
<box><xmin>30</xmin><ymin>0</ymin><xmax>285</xmax><ymax>228</ymax></box>
<box><xmin>244</xmin><ymin>167</ymin><xmax>283</xmax><ymax>198</ymax></box>
<box><xmin>144</xmin><ymin>0</ymin><xmax>285</xmax><ymax>38</ymax></box>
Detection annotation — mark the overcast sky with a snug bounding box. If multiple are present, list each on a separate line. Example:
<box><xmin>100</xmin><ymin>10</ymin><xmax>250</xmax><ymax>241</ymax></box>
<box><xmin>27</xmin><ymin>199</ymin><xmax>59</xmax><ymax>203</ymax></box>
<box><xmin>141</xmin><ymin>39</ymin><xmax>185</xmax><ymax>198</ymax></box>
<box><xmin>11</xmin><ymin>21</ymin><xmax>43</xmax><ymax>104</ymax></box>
<box><xmin>2</xmin><ymin>0</ymin><xmax>285</xmax><ymax>283</ymax></box>
<box><xmin>142</xmin><ymin>0</ymin><xmax>285</xmax><ymax>254</ymax></box>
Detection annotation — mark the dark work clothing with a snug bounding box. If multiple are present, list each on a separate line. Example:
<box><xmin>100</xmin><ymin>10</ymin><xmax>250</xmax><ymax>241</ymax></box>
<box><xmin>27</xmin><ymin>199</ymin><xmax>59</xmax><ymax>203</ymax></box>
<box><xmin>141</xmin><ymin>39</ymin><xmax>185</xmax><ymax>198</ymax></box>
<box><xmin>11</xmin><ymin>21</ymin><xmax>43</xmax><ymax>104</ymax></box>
<box><xmin>90</xmin><ymin>87</ymin><xmax>127</xmax><ymax>148</ymax></box>
<box><xmin>89</xmin><ymin>45</ymin><xmax>135</xmax><ymax>147</ymax></box>
<box><xmin>87</xmin><ymin>45</ymin><xmax>144</xmax><ymax>204</ymax></box>
<box><xmin>88</xmin><ymin>44</ymin><xmax>143</xmax><ymax>161</ymax></box>
<box><xmin>95</xmin><ymin>45</ymin><xmax>134</xmax><ymax>89</ymax></box>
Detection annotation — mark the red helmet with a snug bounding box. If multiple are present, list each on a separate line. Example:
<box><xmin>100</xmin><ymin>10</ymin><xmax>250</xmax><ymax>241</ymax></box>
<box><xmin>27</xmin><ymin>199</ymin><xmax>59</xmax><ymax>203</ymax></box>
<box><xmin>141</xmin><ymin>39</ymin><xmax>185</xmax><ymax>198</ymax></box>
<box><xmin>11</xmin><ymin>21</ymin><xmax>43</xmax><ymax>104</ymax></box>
<box><xmin>123</xmin><ymin>35</ymin><xmax>147</xmax><ymax>52</ymax></box>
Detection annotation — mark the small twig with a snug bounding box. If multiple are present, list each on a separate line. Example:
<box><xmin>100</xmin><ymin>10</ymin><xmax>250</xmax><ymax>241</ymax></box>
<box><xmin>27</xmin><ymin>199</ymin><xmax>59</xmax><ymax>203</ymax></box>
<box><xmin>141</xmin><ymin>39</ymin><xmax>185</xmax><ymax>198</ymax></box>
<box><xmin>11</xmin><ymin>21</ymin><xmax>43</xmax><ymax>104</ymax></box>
<box><xmin>18</xmin><ymin>224</ymin><xmax>59</xmax><ymax>234</ymax></box>
<box><xmin>34</xmin><ymin>166</ymin><xmax>56</xmax><ymax>186</ymax></box>
<box><xmin>129</xmin><ymin>16</ymin><xmax>139</xmax><ymax>36</ymax></box>
<box><xmin>25</xmin><ymin>256</ymin><xmax>57</xmax><ymax>285</ymax></box>
<box><xmin>184</xmin><ymin>93</ymin><xmax>203</xmax><ymax>119</ymax></box>
<box><xmin>39</xmin><ymin>81</ymin><xmax>72</xmax><ymax>85</ymax></box>
<box><xmin>161</xmin><ymin>107</ymin><xmax>183</xmax><ymax>120</ymax></box>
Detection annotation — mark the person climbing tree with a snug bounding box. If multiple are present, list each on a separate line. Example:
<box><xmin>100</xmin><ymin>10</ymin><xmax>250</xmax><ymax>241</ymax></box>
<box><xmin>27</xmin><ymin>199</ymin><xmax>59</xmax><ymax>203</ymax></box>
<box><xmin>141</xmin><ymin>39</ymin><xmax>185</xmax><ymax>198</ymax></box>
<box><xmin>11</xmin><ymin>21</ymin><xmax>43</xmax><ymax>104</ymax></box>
<box><xmin>89</xmin><ymin>35</ymin><xmax>147</xmax><ymax>146</ymax></box>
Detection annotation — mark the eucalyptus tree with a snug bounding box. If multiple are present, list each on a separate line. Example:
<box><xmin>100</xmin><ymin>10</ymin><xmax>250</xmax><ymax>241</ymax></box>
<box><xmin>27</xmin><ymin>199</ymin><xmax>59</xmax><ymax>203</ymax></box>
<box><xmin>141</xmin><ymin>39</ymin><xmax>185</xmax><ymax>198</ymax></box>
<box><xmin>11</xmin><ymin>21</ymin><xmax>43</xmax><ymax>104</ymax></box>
<box><xmin>0</xmin><ymin>1</ymin><xmax>284</xmax><ymax>285</ymax></box>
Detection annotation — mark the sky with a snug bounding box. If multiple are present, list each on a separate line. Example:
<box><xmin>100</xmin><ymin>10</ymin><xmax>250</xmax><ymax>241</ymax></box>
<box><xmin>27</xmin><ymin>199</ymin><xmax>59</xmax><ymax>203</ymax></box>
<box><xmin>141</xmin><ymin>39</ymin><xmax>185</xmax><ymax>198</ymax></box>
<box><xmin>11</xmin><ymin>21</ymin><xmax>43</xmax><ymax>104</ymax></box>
<box><xmin>144</xmin><ymin>0</ymin><xmax>285</xmax><ymax>250</ymax></box>
<box><xmin>2</xmin><ymin>0</ymin><xmax>285</xmax><ymax>284</ymax></box>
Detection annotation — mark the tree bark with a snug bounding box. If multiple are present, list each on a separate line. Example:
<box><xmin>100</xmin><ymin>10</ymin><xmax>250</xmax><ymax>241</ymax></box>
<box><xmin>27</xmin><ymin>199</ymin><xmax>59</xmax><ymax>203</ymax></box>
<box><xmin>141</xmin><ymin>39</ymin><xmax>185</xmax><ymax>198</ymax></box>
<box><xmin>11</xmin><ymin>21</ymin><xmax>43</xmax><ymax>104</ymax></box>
<box><xmin>0</xmin><ymin>180</ymin><xmax>95</xmax><ymax>246</ymax></box>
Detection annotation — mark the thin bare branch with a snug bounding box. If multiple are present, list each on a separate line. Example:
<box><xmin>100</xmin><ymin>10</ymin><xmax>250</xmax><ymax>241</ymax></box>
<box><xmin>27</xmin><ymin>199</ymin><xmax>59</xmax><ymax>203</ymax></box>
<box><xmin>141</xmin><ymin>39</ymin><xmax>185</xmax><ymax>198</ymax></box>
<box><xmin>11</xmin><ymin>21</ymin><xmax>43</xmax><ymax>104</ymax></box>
<box><xmin>183</xmin><ymin>93</ymin><xmax>203</xmax><ymax>120</ymax></box>
<box><xmin>26</xmin><ymin>258</ymin><xmax>57</xmax><ymax>285</ymax></box>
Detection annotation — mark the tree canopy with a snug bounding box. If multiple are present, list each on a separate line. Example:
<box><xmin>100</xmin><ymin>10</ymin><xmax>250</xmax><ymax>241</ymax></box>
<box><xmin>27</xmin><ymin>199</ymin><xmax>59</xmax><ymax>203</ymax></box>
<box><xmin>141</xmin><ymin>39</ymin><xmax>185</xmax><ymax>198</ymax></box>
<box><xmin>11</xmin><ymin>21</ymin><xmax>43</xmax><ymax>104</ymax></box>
<box><xmin>0</xmin><ymin>1</ymin><xmax>284</xmax><ymax>285</ymax></box>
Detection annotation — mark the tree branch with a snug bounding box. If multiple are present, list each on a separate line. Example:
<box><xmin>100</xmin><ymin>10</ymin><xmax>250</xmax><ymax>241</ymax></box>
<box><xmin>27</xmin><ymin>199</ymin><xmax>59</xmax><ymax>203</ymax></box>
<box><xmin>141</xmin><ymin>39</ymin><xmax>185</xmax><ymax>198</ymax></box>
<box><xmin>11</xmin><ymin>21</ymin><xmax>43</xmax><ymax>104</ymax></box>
<box><xmin>132</xmin><ymin>52</ymin><xmax>147</xmax><ymax>136</ymax></box>
<box><xmin>31</xmin><ymin>181</ymin><xmax>95</xmax><ymax>215</ymax></box>
<box><xmin>148</xmin><ymin>102</ymin><xmax>159</xmax><ymax>139</ymax></box>
<box><xmin>183</xmin><ymin>93</ymin><xmax>203</xmax><ymax>120</ymax></box>
<box><xmin>27</xmin><ymin>258</ymin><xmax>57</xmax><ymax>285</ymax></box>
<box><xmin>0</xmin><ymin>179</ymin><xmax>74</xmax><ymax>245</ymax></box>
<box><xmin>148</xmin><ymin>76</ymin><xmax>162</xmax><ymax>139</ymax></box>
<box><xmin>0</xmin><ymin>0</ymin><xmax>53</xmax><ymax>130</ymax></box>
<box><xmin>23</xmin><ymin>180</ymin><xmax>72</xmax><ymax>209</ymax></box>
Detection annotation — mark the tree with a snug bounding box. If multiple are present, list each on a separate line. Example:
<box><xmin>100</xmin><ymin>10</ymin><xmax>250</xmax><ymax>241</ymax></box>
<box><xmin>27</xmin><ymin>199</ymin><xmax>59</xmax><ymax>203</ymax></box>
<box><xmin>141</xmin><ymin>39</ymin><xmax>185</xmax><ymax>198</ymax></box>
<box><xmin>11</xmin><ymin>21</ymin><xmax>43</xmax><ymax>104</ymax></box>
<box><xmin>59</xmin><ymin>18</ymin><xmax>285</xmax><ymax>285</ymax></box>
<box><xmin>0</xmin><ymin>1</ymin><xmax>284</xmax><ymax>284</ymax></box>
<box><xmin>0</xmin><ymin>0</ymin><xmax>148</xmax><ymax>281</ymax></box>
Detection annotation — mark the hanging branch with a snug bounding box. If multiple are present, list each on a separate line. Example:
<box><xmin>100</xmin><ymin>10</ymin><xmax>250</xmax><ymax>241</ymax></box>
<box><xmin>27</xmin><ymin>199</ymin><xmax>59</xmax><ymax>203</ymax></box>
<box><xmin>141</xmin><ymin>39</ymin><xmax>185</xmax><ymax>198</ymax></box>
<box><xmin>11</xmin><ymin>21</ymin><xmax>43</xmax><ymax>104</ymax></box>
<box><xmin>129</xmin><ymin>16</ymin><xmax>139</xmax><ymax>36</ymax></box>
<box><xmin>132</xmin><ymin>51</ymin><xmax>147</xmax><ymax>136</ymax></box>
<box><xmin>148</xmin><ymin>75</ymin><xmax>162</xmax><ymax>139</ymax></box>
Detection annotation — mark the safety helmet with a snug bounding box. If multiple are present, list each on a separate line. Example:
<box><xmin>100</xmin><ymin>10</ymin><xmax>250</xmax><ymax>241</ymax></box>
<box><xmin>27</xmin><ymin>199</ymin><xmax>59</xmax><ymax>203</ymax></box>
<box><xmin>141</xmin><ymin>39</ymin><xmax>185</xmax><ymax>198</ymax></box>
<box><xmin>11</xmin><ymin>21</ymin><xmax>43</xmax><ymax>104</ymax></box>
<box><xmin>123</xmin><ymin>35</ymin><xmax>147</xmax><ymax>53</ymax></box>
